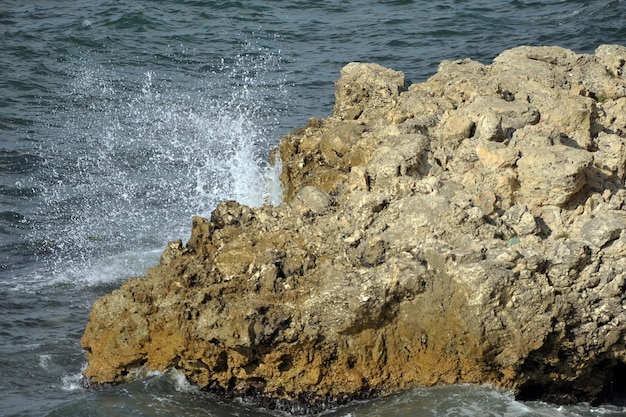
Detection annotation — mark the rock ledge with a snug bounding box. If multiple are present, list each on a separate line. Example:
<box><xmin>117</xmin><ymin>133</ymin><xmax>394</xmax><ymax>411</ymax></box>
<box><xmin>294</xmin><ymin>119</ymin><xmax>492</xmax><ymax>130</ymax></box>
<box><xmin>82</xmin><ymin>45</ymin><xmax>626</xmax><ymax>412</ymax></box>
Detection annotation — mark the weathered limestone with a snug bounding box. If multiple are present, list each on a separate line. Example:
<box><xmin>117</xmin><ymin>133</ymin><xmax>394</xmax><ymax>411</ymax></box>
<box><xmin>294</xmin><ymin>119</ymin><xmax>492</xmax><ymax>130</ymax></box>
<box><xmin>82</xmin><ymin>45</ymin><xmax>626</xmax><ymax>412</ymax></box>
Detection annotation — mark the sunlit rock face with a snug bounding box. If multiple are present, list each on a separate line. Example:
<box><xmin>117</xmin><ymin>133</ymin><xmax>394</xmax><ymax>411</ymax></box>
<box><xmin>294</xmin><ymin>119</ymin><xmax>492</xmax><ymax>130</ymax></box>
<box><xmin>82</xmin><ymin>45</ymin><xmax>626</xmax><ymax>412</ymax></box>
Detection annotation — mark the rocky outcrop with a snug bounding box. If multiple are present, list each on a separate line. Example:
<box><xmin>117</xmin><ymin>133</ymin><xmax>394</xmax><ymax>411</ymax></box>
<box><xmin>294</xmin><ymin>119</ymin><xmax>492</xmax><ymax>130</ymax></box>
<box><xmin>82</xmin><ymin>45</ymin><xmax>626</xmax><ymax>412</ymax></box>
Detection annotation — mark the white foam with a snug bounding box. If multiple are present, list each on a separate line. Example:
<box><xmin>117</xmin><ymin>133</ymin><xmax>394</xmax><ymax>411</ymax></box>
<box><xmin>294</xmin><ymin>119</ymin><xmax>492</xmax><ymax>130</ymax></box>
<box><xmin>28</xmin><ymin>45</ymin><xmax>289</xmax><ymax>289</ymax></box>
<box><xmin>125</xmin><ymin>367</ymin><xmax>199</xmax><ymax>394</ymax></box>
<box><xmin>38</xmin><ymin>354</ymin><xmax>51</xmax><ymax>369</ymax></box>
<box><xmin>61</xmin><ymin>363</ymin><xmax>88</xmax><ymax>391</ymax></box>
<box><xmin>167</xmin><ymin>368</ymin><xmax>199</xmax><ymax>393</ymax></box>
<box><xmin>11</xmin><ymin>247</ymin><xmax>163</xmax><ymax>292</ymax></box>
<box><xmin>61</xmin><ymin>373</ymin><xmax>84</xmax><ymax>391</ymax></box>
<box><xmin>263</xmin><ymin>150</ymin><xmax>283</xmax><ymax>206</ymax></box>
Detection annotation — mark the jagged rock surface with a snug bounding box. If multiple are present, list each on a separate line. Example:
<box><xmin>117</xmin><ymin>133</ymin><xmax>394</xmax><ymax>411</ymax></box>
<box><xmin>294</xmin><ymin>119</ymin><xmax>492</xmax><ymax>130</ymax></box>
<box><xmin>82</xmin><ymin>45</ymin><xmax>626</xmax><ymax>411</ymax></box>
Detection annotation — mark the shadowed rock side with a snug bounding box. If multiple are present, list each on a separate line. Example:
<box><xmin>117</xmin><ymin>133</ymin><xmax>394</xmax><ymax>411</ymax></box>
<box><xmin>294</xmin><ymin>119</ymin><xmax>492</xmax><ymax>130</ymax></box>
<box><xmin>82</xmin><ymin>45</ymin><xmax>626</xmax><ymax>412</ymax></box>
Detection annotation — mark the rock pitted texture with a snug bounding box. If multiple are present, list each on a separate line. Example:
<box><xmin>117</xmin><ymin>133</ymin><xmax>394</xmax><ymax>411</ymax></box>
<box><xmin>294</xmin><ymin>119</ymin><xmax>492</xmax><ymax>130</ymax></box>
<box><xmin>82</xmin><ymin>45</ymin><xmax>626</xmax><ymax>412</ymax></box>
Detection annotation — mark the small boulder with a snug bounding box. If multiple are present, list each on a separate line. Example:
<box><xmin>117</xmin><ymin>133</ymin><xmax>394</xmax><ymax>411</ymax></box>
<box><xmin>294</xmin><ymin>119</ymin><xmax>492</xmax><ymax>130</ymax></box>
<box><xmin>516</xmin><ymin>145</ymin><xmax>593</xmax><ymax>207</ymax></box>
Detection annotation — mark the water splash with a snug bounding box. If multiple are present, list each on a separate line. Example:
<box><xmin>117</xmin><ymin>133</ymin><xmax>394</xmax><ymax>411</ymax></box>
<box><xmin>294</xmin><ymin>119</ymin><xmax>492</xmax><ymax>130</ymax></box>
<box><xmin>27</xmin><ymin>44</ymin><xmax>289</xmax><ymax>288</ymax></box>
<box><xmin>323</xmin><ymin>385</ymin><xmax>626</xmax><ymax>417</ymax></box>
<box><xmin>61</xmin><ymin>372</ymin><xmax>86</xmax><ymax>392</ymax></box>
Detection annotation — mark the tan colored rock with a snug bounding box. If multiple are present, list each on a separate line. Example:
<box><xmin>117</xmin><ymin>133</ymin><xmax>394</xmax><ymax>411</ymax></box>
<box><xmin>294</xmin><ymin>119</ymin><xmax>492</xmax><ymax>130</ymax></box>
<box><xmin>599</xmin><ymin>98</ymin><xmax>626</xmax><ymax>137</ymax></box>
<box><xmin>579</xmin><ymin>211</ymin><xmax>626</xmax><ymax>249</ymax></box>
<box><xmin>460</xmin><ymin>96</ymin><xmax>540</xmax><ymax>141</ymax></box>
<box><xmin>476</xmin><ymin>142</ymin><xmax>519</xmax><ymax>170</ymax></box>
<box><xmin>439</xmin><ymin>112</ymin><xmax>474</xmax><ymax>143</ymax></box>
<box><xmin>501</xmin><ymin>204</ymin><xmax>538</xmax><ymax>236</ymax></box>
<box><xmin>516</xmin><ymin>145</ymin><xmax>593</xmax><ymax>207</ymax></box>
<box><xmin>82</xmin><ymin>45</ymin><xmax>626</xmax><ymax>412</ymax></box>
<box><xmin>291</xmin><ymin>186</ymin><xmax>332</xmax><ymax>214</ymax></box>
<box><xmin>574</xmin><ymin>44</ymin><xmax>626</xmax><ymax>101</ymax></box>
<box><xmin>333</xmin><ymin>62</ymin><xmax>406</xmax><ymax>122</ymax></box>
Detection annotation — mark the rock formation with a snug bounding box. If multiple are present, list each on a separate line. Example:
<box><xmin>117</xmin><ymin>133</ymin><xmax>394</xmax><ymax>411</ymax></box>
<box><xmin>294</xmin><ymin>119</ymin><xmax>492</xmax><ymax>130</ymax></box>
<box><xmin>82</xmin><ymin>45</ymin><xmax>626</xmax><ymax>412</ymax></box>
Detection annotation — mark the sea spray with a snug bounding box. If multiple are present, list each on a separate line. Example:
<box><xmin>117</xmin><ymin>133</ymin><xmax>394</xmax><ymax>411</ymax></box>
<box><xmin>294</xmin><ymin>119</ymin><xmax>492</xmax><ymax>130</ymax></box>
<box><xmin>28</xmin><ymin>44</ymin><xmax>289</xmax><ymax>289</ymax></box>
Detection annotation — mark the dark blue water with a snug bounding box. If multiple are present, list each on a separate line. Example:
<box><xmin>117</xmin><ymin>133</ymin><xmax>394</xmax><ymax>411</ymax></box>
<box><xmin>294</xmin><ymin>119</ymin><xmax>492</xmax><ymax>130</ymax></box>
<box><xmin>2</xmin><ymin>1</ymin><xmax>626</xmax><ymax>416</ymax></box>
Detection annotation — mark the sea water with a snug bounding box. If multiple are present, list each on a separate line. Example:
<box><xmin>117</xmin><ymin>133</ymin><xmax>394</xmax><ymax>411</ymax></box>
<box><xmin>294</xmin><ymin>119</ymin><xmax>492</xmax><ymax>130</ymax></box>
<box><xmin>2</xmin><ymin>1</ymin><xmax>626</xmax><ymax>415</ymax></box>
